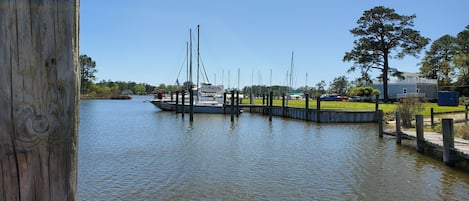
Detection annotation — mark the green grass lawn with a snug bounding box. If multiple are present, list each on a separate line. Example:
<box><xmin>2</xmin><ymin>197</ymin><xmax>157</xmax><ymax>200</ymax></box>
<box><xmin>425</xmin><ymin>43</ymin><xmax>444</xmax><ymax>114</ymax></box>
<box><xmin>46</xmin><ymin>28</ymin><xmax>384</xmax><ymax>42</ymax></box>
<box><xmin>241</xmin><ymin>98</ymin><xmax>467</xmax><ymax>117</ymax></box>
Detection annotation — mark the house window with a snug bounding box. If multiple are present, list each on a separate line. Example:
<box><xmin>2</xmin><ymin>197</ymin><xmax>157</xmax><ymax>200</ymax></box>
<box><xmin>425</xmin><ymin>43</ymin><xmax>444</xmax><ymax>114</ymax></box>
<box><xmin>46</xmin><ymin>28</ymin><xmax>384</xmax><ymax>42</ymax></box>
<box><xmin>403</xmin><ymin>88</ymin><xmax>407</xmax><ymax>94</ymax></box>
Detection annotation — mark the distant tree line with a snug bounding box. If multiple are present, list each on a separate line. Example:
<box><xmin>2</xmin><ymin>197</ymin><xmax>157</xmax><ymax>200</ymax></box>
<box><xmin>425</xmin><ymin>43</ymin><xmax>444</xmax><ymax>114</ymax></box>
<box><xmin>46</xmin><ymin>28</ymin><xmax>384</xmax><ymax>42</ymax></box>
<box><xmin>79</xmin><ymin>54</ymin><xmax>181</xmax><ymax>96</ymax></box>
<box><xmin>80</xmin><ymin>6</ymin><xmax>469</xmax><ymax>100</ymax></box>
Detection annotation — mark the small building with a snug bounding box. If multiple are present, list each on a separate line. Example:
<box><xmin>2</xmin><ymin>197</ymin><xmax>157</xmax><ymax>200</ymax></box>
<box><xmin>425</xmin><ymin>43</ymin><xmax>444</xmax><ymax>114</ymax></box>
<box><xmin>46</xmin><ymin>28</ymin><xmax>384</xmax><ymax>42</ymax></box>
<box><xmin>121</xmin><ymin>89</ymin><xmax>134</xmax><ymax>95</ymax></box>
<box><xmin>372</xmin><ymin>72</ymin><xmax>438</xmax><ymax>101</ymax></box>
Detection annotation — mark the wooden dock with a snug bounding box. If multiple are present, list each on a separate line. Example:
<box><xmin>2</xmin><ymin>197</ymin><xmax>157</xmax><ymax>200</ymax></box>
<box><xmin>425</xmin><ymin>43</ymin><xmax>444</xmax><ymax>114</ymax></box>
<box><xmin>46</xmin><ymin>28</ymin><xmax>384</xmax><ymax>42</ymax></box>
<box><xmin>400</xmin><ymin>129</ymin><xmax>469</xmax><ymax>160</ymax></box>
<box><xmin>382</xmin><ymin>114</ymin><xmax>469</xmax><ymax>170</ymax></box>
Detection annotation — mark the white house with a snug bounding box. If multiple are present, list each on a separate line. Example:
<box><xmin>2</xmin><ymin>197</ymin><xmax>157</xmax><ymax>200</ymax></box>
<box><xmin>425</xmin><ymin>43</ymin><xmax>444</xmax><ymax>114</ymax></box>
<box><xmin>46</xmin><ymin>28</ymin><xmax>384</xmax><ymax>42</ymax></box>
<box><xmin>372</xmin><ymin>72</ymin><xmax>438</xmax><ymax>101</ymax></box>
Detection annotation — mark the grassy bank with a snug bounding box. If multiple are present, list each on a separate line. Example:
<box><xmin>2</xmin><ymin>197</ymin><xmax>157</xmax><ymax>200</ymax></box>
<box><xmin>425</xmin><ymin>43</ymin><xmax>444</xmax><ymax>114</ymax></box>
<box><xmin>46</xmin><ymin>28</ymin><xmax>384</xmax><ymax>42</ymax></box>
<box><xmin>242</xmin><ymin>98</ymin><xmax>466</xmax><ymax>118</ymax></box>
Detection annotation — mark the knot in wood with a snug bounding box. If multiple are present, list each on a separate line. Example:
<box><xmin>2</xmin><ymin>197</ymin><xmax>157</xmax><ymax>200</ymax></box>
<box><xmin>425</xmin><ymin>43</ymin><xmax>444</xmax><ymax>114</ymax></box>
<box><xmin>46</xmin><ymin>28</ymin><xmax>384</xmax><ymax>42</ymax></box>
<box><xmin>32</xmin><ymin>115</ymin><xmax>49</xmax><ymax>133</ymax></box>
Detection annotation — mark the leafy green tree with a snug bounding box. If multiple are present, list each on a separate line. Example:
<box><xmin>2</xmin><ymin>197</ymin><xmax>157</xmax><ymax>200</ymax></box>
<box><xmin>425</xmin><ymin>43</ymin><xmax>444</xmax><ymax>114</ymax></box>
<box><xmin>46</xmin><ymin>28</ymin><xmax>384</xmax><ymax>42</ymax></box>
<box><xmin>110</xmin><ymin>83</ymin><xmax>120</xmax><ymax>94</ymax></box>
<box><xmin>329</xmin><ymin>76</ymin><xmax>350</xmax><ymax>95</ymax></box>
<box><xmin>348</xmin><ymin>86</ymin><xmax>380</xmax><ymax>97</ymax></box>
<box><xmin>343</xmin><ymin>6</ymin><xmax>429</xmax><ymax>103</ymax></box>
<box><xmin>454</xmin><ymin>25</ymin><xmax>469</xmax><ymax>87</ymax></box>
<box><xmin>420</xmin><ymin>35</ymin><xmax>457</xmax><ymax>86</ymax></box>
<box><xmin>80</xmin><ymin>54</ymin><xmax>97</xmax><ymax>94</ymax></box>
<box><xmin>315</xmin><ymin>80</ymin><xmax>326</xmax><ymax>94</ymax></box>
<box><xmin>133</xmin><ymin>84</ymin><xmax>146</xmax><ymax>95</ymax></box>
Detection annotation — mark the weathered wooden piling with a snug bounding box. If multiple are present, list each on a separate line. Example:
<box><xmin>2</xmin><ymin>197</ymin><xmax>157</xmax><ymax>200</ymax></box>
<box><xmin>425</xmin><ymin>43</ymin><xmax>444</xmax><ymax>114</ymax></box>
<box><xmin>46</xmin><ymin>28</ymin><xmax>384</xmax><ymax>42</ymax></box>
<box><xmin>231</xmin><ymin>90</ymin><xmax>235</xmax><ymax>122</ymax></box>
<box><xmin>236</xmin><ymin>91</ymin><xmax>240</xmax><ymax>117</ymax></box>
<box><xmin>181</xmin><ymin>90</ymin><xmax>185</xmax><ymax>117</ymax></box>
<box><xmin>269</xmin><ymin>91</ymin><xmax>273</xmax><ymax>122</ymax></box>
<box><xmin>378</xmin><ymin>110</ymin><xmax>384</xmax><ymax>138</ymax></box>
<box><xmin>442</xmin><ymin>118</ymin><xmax>456</xmax><ymax>166</ymax></box>
<box><xmin>282</xmin><ymin>93</ymin><xmax>286</xmax><ymax>117</ymax></box>
<box><xmin>396</xmin><ymin>111</ymin><xmax>402</xmax><ymax>144</ymax></box>
<box><xmin>223</xmin><ymin>92</ymin><xmax>227</xmax><ymax>114</ymax></box>
<box><xmin>175</xmin><ymin>91</ymin><xmax>180</xmax><ymax>113</ymax></box>
<box><xmin>305</xmin><ymin>94</ymin><xmax>310</xmax><ymax>120</ymax></box>
<box><xmin>316</xmin><ymin>97</ymin><xmax>321</xmax><ymax>123</ymax></box>
<box><xmin>0</xmin><ymin>1</ymin><xmax>80</xmax><ymax>200</ymax></box>
<box><xmin>170</xmin><ymin>91</ymin><xmax>174</xmax><ymax>101</ymax></box>
<box><xmin>416</xmin><ymin>115</ymin><xmax>424</xmax><ymax>153</ymax></box>
<box><xmin>190</xmin><ymin>89</ymin><xmax>194</xmax><ymax>121</ymax></box>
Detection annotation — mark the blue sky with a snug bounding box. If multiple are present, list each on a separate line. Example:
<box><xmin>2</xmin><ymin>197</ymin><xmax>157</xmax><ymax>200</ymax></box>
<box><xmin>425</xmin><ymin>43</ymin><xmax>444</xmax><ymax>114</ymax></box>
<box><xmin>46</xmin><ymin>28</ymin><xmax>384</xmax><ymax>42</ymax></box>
<box><xmin>80</xmin><ymin>0</ymin><xmax>469</xmax><ymax>89</ymax></box>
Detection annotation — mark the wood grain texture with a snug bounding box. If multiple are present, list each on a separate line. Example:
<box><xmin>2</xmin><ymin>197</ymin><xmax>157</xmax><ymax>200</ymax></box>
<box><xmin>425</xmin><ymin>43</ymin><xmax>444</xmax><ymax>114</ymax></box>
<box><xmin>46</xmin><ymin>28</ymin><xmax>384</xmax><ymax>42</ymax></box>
<box><xmin>0</xmin><ymin>0</ymin><xmax>79</xmax><ymax>200</ymax></box>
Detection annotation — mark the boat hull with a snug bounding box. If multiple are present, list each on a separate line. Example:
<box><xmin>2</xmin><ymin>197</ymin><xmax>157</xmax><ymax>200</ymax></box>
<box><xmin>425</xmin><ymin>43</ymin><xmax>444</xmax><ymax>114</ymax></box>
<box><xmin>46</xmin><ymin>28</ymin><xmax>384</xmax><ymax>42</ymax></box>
<box><xmin>150</xmin><ymin>100</ymin><xmax>240</xmax><ymax>114</ymax></box>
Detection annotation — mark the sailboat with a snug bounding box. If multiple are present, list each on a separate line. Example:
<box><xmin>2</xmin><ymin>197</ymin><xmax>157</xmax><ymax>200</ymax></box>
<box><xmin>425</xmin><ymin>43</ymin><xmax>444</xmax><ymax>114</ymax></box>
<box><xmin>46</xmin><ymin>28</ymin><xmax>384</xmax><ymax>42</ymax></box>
<box><xmin>151</xmin><ymin>25</ymin><xmax>240</xmax><ymax>114</ymax></box>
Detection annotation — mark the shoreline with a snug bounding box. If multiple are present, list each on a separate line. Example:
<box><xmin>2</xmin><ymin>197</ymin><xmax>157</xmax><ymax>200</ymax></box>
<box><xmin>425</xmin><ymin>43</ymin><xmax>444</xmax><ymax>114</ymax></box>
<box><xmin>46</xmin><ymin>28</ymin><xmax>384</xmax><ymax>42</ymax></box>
<box><xmin>80</xmin><ymin>94</ymin><xmax>132</xmax><ymax>100</ymax></box>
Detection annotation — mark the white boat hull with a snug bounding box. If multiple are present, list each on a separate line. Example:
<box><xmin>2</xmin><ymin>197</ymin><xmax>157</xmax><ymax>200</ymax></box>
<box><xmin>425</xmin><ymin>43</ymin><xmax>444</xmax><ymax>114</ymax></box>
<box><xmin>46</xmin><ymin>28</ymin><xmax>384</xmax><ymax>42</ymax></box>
<box><xmin>150</xmin><ymin>100</ymin><xmax>240</xmax><ymax>114</ymax></box>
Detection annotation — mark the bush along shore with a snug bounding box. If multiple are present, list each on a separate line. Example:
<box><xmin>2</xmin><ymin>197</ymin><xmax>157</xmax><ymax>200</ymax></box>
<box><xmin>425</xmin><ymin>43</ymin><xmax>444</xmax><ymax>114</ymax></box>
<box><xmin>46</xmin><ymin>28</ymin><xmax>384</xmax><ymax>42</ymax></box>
<box><xmin>80</xmin><ymin>94</ymin><xmax>132</xmax><ymax>100</ymax></box>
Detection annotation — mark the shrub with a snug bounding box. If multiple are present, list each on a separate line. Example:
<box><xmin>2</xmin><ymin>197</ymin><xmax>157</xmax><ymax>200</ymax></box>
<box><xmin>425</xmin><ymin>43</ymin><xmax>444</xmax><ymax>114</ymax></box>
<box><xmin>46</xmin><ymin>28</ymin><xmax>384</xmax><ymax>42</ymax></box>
<box><xmin>396</xmin><ymin>97</ymin><xmax>425</xmax><ymax>127</ymax></box>
<box><xmin>455</xmin><ymin>124</ymin><xmax>469</xmax><ymax>140</ymax></box>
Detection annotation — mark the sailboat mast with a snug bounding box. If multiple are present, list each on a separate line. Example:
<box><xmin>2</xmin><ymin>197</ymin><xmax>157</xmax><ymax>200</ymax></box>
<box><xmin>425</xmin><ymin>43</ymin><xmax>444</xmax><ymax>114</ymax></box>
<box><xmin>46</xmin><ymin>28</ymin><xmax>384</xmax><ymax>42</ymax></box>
<box><xmin>197</xmin><ymin>25</ymin><xmax>200</xmax><ymax>102</ymax></box>
<box><xmin>189</xmin><ymin>29</ymin><xmax>193</xmax><ymax>87</ymax></box>
<box><xmin>290</xmin><ymin>51</ymin><xmax>294</xmax><ymax>90</ymax></box>
<box><xmin>287</xmin><ymin>51</ymin><xmax>294</xmax><ymax>106</ymax></box>
<box><xmin>186</xmin><ymin>42</ymin><xmax>189</xmax><ymax>91</ymax></box>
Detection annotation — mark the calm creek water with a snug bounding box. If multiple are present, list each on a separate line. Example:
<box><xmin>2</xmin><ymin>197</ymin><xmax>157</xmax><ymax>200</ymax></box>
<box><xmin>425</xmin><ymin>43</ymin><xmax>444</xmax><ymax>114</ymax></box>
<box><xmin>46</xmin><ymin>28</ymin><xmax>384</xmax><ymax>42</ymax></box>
<box><xmin>77</xmin><ymin>96</ymin><xmax>469</xmax><ymax>200</ymax></box>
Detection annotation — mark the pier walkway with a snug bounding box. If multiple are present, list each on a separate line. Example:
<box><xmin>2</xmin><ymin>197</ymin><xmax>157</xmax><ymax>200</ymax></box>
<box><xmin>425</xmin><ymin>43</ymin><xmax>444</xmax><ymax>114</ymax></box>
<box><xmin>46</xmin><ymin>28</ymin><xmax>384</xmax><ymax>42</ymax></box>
<box><xmin>401</xmin><ymin>129</ymin><xmax>469</xmax><ymax>159</ymax></box>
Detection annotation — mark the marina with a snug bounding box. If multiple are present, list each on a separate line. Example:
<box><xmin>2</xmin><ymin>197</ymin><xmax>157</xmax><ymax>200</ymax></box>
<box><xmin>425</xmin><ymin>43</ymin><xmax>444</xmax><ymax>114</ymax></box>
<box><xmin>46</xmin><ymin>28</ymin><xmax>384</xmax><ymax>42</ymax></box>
<box><xmin>78</xmin><ymin>96</ymin><xmax>469</xmax><ymax>200</ymax></box>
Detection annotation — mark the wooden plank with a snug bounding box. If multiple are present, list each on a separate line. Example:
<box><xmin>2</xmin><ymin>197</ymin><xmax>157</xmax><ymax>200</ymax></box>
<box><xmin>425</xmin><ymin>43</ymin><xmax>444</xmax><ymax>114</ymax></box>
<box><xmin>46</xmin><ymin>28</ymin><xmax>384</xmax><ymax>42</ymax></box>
<box><xmin>0</xmin><ymin>1</ymin><xmax>79</xmax><ymax>200</ymax></box>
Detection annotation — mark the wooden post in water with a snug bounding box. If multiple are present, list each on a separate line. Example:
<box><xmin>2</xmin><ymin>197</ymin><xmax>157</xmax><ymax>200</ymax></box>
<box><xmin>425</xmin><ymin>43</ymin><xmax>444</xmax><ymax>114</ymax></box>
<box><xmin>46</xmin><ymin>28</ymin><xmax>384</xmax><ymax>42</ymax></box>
<box><xmin>316</xmin><ymin>97</ymin><xmax>321</xmax><ymax>123</ymax></box>
<box><xmin>305</xmin><ymin>94</ymin><xmax>310</xmax><ymax>121</ymax></box>
<box><xmin>170</xmin><ymin>91</ymin><xmax>174</xmax><ymax>102</ymax></box>
<box><xmin>231</xmin><ymin>90</ymin><xmax>235</xmax><ymax>122</ymax></box>
<box><xmin>175</xmin><ymin>91</ymin><xmax>180</xmax><ymax>113</ymax></box>
<box><xmin>396</xmin><ymin>111</ymin><xmax>402</xmax><ymax>144</ymax></box>
<box><xmin>269</xmin><ymin>91</ymin><xmax>273</xmax><ymax>122</ymax></box>
<box><xmin>236</xmin><ymin>91</ymin><xmax>240</xmax><ymax>117</ymax></box>
<box><xmin>416</xmin><ymin>115</ymin><xmax>425</xmax><ymax>153</ymax></box>
<box><xmin>442</xmin><ymin>118</ymin><xmax>456</xmax><ymax>167</ymax></box>
<box><xmin>378</xmin><ymin>110</ymin><xmax>384</xmax><ymax>138</ymax></box>
<box><xmin>223</xmin><ymin>92</ymin><xmax>227</xmax><ymax>114</ymax></box>
<box><xmin>262</xmin><ymin>93</ymin><xmax>265</xmax><ymax>105</ymax></box>
<box><xmin>181</xmin><ymin>90</ymin><xmax>185</xmax><ymax>117</ymax></box>
<box><xmin>190</xmin><ymin>89</ymin><xmax>194</xmax><ymax>122</ymax></box>
<box><xmin>282</xmin><ymin>93</ymin><xmax>286</xmax><ymax>117</ymax></box>
<box><xmin>431</xmin><ymin>108</ymin><xmax>435</xmax><ymax>128</ymax></box>
<box><xmin>0</xmin><ymin>1</ymin><xmax>80</xmax><ymax>200</ymax></box>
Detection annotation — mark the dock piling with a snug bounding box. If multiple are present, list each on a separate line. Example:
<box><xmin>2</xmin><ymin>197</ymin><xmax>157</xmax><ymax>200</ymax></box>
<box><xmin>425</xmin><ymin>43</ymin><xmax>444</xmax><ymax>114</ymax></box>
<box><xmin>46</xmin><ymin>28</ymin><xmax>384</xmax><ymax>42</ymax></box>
<box><xmin>442</xmin><ymin>118</ymin><xmax>456</xmax><ymax>166</ymax></box>
<box><xmin>181</xmin><ymin>90</ymin><xmax>185</xmax><ymax>117</ymax></box>
<box><xmin>316</xmin><ymin>97</ymin><xmax>321</xmax><ymax>123</ymax></box>
<box><xmin>416</xmin><ymin>114</ymin><xmax>424</xmax><ymax>153</ymax></box>
<box><xmin>190</xmin><ymin>89</ymin><xmax>194</xmax><ymax>122</ymax></box>
<box><xmin>378</xmin><ymin>110</ymin><xmax>383</xmax><ymax>138</ymax></box>
<box><xmin>236</xmin><ymin>91</ymin><xmax>240</xmax><ymax>117</ymax></box>
<box><xmin>175</xmin><ymin>91</ymin><xmax>179</xmax><ymax>113</ymax></box>
<box><xmin>396</xmin><ymin>111</ymin><xmax>401</xmax><ymax>144</ymax></box>
<box><xmin>231</xmin><ymin>90</ymin><xmax>235</xmax><ymax>122</ymax></box>
<box><xmin>282</xmin><ymin>93</ymin><xmax>286</xmax><ymax>117</ymax></box>
<box><xmin>305</xmin><ymin>94</ymin><xmax>310</xmax><ymax>121</ymax></box>
<box><xmin>269</xmin><ymin>91</ymin><xmax>273</xmax><ymax>122</ymax></box>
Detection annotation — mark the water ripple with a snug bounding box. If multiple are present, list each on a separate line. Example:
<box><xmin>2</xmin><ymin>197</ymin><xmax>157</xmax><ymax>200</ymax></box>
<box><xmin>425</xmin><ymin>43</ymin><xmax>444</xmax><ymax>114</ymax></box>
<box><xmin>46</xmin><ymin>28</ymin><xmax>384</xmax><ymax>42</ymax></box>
<box><xmin>78</xmin><ymin>98</ymin><xmax>469</xmax><ymax>200</ymax></box>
